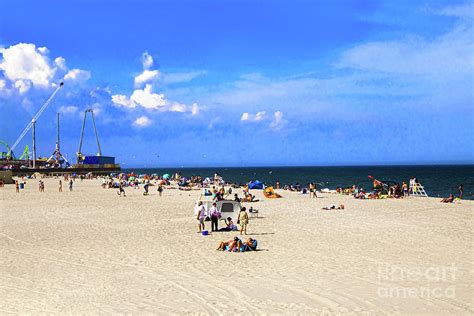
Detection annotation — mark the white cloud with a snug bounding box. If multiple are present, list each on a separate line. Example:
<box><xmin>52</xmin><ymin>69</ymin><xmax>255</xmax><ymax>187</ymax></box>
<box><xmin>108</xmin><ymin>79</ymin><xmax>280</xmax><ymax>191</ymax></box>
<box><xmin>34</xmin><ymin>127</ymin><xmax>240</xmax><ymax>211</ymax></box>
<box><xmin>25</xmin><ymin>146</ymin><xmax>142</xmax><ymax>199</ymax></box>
<box><xmin>130</xmin><ymin>84</ymin><xmax>166</xmax><ymax>109</ymax></box>
<box><xmin>162</xmin><ymin>70</ymin><xmax>206</xmax><ymax>84</ymax></box>
<box><xmin>142</xmin><ymin>52</ymin><xmax>154</xmax><ymax>70</ymax></box>
<box><xmin>191</xmin><ymin>103</ymin><xmax>199</xmax><ymax>115</ymax></box>
<box><xmin>169</xmin><ymin>102</ymin><xmax>187</xmax><ymax>112</ymax></box>
<box><xmin>64</xmin><ymin>68</ymin><xmax>91</xmax><ymax>83</ymax></box>
<box><xmin>13</xmin><ymin>80</ymin><xmax>31</xmax><ymax>94</ymax></box>
<box><xmin>0</xmin><ymin>79</ymin><xmax>6</xmax><ymax>90</ymax></box>
<box><xmin>241</xmin><ymin>111</ymin><xmax>266</xmax><ymax>122</ymax></box>
<box><xmin>58</xmin><ymin>105</ymin><xmax>79</xmax><ymax>115</ymax></box>
<box><xmin>54</xmin><ymin>56</ymin><xmax>67</xmax><ymax>70</ymax></box>
<box><xmin>336</xmin><ymin>24</ymin><xmax>473</xmax><ymax>78</ymax></box>
<box><xmin>0</xmin><ymin>43</ymin><xmax>91</xmax><ymax>94</ymax></box>
<box><xmin>270</xmin><ymin>111</ymin><xmax>286</xmax><ymax>131</ymax></box>
<box><xmin>0</xmin><ymin>43</ymin><xmax>55</xmax><ymax>88</ymax></box>
<box><xmin>134</xmin><ymin>115</ymin><xmax>152</xmax><ymax>127</ymax></box>
<box><xmin>111</xmin><ymin>52</ymin><xmax>201</xmax><ymax>115</ymax></box>
<box><xmin>134</xmin><ymin>69</ymin><xmax>159</xmax><ymax>86</ymax></box>
<box><xmin>111</xmin><ymin>94</ymin><xmax>136</xmax><ymax>108</ymax></box>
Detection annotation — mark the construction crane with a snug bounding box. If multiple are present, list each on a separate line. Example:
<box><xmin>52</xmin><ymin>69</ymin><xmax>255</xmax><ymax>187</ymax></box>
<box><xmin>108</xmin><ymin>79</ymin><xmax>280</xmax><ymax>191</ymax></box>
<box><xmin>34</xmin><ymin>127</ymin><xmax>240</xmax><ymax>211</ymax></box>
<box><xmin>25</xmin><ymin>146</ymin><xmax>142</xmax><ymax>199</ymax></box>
<box><xmin>9</xmin><ymin>82</ymin><xmax>64</xmax><ymax>166</ymax></box>
<box><xmin>77</xmin><ymin>109</ymin><xmax>102</xmax><ymax>163</ymax></box>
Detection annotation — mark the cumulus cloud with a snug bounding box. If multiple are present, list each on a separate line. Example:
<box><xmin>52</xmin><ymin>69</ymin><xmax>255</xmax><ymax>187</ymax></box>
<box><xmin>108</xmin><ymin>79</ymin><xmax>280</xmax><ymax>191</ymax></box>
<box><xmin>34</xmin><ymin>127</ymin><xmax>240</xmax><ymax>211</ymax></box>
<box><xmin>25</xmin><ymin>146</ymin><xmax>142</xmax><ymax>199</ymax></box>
<box><xmin>13</xmin><ymin>80</ymin><xmax>32</xmax><ymax>94</ymax></box>
<box><xmin>130</xmin><ymin>84</ymin><xmax>166</xmax><ymax>109</ymax></box>
<box><xmin>0</xmin><ymin>42</ymin><xmax>91</xmax><ymax>93</ymax></box>
<box><xmin>241</xmin><ymin>111</ymin><xmax>266</xmax><ymax>122</ymax></box>
<box><xmin>141</xmin><ymin>52</ymin><xmax>154</xmax><ymax>70</ymax></box>
<box><xmin>0</xmin><ymin>43</ymin><xmax>55</xmax><ymax>88</ymax></box>
<box><xmin>64</xmin><ymin>69</ymin><xmax>91</xmax><ymax>83</ymax></box>
<box><xmin>54</xmin><ymin>57</ymin><xmax>67</xmax><ymax>70</ymax></box>
<box><xmin>134</xmin><ymin>69</ymin><xmax>159</xmax><ymax>86</ymax></box>
<box><xmin>269</xmin><ymin>111</ymin><xmax>286</xmax><ymax>131</ymax></box>
<box><xmin>111</xmin><ymin>94</ymin><xmax>136</xmax><ymax>108</ymax></box>
<box><xmin>134</xmin><ymin>115</ymin><xmax>152</xmax><ymax>127</ymax></box>
<box><xmin>111</xmin><ymin>52</ymin><xmax>200</xmax><ymax>115</ymax></box>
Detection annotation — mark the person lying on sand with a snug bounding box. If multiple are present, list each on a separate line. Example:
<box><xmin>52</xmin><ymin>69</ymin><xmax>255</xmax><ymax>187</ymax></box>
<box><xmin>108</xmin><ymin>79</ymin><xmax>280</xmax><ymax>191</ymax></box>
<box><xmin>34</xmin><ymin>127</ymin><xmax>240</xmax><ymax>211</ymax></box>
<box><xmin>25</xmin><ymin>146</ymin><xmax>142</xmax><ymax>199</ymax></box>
<box><xmin>322</xmin><ymin>204</ymin><xmax>345</xmax><ymax>210</ymax></box>
<box><xmin>440</xmin><ymin>194</ymin><xmax>455</xmax><ymax>203</ymax></box>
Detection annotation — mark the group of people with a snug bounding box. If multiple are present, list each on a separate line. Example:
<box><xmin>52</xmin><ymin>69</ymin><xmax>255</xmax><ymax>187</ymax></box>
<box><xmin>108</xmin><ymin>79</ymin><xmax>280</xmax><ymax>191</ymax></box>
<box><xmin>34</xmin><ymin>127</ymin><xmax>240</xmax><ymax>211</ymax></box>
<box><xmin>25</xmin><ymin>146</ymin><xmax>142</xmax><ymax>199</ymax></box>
<box><xmin>217</xmin><ymin>236</ymin><xmax>258</xmax><ymax>252</ymax></box>
<box><xmin>195</xmin><ymin>202</ymin><xmax>250</xmax><ymax>235</ymax></box>
<box><xmin>440</xmin><ymin>184</ymin><xmax>464</xmax><ymax>203</ymax></box>
<box><xmin>15</xmin><ymin>177</ymin><xmax>74</xmax><ymax>193</ymax></box>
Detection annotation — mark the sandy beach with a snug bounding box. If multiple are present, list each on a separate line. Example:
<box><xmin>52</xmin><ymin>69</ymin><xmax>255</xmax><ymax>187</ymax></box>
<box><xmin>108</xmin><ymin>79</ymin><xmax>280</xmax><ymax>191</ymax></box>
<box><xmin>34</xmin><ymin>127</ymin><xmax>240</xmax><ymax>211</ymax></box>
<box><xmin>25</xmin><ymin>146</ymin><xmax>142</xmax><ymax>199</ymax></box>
<box><xmin>1</xmin><ymin>177</ymin><xmax>472</xmax><ymax>314</ymax></box>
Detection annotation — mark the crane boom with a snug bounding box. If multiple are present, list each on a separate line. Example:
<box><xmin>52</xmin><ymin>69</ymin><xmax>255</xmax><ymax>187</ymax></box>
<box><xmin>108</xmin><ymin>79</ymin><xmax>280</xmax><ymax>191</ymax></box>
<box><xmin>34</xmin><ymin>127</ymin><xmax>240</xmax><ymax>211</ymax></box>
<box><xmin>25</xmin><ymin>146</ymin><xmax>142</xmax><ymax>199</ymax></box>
<box><xmin>10</xmin><ymin>82</ymin><xmax>64</xmax><ymax>153</ymax></box>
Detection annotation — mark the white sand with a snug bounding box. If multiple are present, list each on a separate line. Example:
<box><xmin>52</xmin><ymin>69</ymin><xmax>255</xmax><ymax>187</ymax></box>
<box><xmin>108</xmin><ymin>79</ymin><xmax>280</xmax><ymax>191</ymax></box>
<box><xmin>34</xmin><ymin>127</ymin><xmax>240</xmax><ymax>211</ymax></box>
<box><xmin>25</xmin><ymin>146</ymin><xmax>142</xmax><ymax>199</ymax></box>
<box><xmin>1</xmin><ymin>178</ymin><xmax>473</xmax><ymax>314</ymax></box>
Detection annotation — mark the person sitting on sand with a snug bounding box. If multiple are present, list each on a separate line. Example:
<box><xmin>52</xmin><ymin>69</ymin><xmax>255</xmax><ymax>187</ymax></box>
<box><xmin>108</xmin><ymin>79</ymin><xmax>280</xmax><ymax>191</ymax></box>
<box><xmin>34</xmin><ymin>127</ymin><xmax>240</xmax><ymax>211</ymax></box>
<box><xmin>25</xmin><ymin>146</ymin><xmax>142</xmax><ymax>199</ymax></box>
<box><xmin>217</xmin><ymin>236</ymin><xmax>241</xmax><ymax>252</ymax></box>
<box><xmin>440</xmin><ymin>194</ymin><xmax>455</xmax><ymax>203</ymax></box>
<box><xmin>217</xmin><ymin>237</ymin><xmax>258</xmax><ymax>252</ymax></box>
<box><xmin>219</xmin><ymin>217</ymin><xmax>238</xmax><ymax>231</ymax></box>
<box><xmin>240</xmin><ymin>238</ymin><xmax>258</xmax><ymax>252</ymax></box>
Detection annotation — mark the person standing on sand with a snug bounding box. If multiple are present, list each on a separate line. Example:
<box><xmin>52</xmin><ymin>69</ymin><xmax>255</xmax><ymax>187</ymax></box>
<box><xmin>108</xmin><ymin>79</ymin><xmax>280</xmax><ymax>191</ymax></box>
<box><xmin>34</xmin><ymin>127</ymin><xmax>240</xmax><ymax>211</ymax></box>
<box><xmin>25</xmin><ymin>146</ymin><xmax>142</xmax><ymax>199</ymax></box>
<box><xmin>196</xmin><ymin>201</ymin><xmax>206</xmax><ymax>233</ymax></box>
<box><xmin>59</xmin><ymin>180</ymin><xmax>62</xmax><ymax>192</ymax></box>
<box><xmin>157</xmin><ymin>185</ymin><xmax>163</xmax><ymax>197</ymax></box>
<box><xmin>458</xmin><ymin>184</ymin><xmax>463</xmax><ymax>199</ymax></box>
<box><xmin>237</xmin><ymin>207</ymin><xmax>249</xmax><ymax>235</ymax></box>
<box><xmin>210</xmin><ymin>202</ymin><xmax>221</xmax><ymax>232</ymax></box>
<box><xmin>118</xmin><ymin>181</ymin><xmax>126</xmax><ymax>197</ymax></box>
<box><xmin>69</xmin><ymin>179</ymin><xmax>73</xmax><ymax>191</ymax></box>
<box><xmin>15</xmin><ymin>180</ymin><xmax>19</xmax><ymax>193</ymax></box>
<box><xmin>402</xmin><ymin>181</ymin><xmax>408</xmax><ymax>198</ymax></box>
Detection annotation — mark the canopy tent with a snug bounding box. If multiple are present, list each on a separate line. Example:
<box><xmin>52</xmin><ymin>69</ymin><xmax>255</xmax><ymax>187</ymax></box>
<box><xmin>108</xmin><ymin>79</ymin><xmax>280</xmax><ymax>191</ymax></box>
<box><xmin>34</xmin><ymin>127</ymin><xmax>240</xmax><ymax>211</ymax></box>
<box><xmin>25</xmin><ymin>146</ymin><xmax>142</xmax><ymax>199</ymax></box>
<box><xmin>163</xmin><ymin>174</ymin><xmax>170</xmax><ymax>179</ymax></box>
<box><xmin>248</xmin><ymin>180</ymin><xmax>264</xmax><ymax>190</ymax></box>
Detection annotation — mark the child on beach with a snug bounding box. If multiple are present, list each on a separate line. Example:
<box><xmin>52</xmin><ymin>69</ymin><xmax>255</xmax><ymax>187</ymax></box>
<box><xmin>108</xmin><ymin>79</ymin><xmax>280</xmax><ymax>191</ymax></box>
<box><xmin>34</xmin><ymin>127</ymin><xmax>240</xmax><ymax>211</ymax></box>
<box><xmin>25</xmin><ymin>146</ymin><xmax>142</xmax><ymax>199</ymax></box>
<box><xmin>237</xmin><ymin>207</ymin><xmax>249</xmax><ymax>235</ymax></box>
<box><xmin>69</xmin><ymin>179</ymin><xmax>73</xmax><ymax>191</ymax></box>
<box><xmin>15</xmin><ymin>180</ymin><xmax>19</xmax><ymax>193</ymax></box>
<box><xmin>59</xmin><ymin>180</ymin><xmax>62</xmax><ymax>192</ymax></box>
<box><xmin>117</xmin><ymin>181</ymin><xmax>126</xmax><ymax>197</ymax></box>
<box><xmin>157</xmin><ymin>185</ymin><xmax>163</xmax><ymax>196</ymax></box>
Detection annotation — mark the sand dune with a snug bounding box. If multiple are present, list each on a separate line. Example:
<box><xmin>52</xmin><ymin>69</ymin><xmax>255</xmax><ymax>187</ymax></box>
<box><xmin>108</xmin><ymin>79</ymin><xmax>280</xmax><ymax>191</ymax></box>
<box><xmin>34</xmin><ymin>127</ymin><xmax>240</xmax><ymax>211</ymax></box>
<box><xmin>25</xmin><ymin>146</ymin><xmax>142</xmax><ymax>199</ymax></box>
<box><xmin>1</xmin><ymin>178</ymin><xmax>472</xmax><ymax>314</ymax></box>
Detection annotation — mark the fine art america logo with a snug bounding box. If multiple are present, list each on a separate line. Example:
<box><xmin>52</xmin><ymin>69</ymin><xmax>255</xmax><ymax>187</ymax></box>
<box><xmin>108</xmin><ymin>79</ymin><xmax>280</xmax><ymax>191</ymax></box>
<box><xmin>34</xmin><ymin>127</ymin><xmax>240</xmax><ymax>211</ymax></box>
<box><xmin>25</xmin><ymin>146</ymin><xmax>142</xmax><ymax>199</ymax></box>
<box><xmin>377</xmin><ymin>264</ymin><xmax>457</xmax><ymax>299</ymax></box>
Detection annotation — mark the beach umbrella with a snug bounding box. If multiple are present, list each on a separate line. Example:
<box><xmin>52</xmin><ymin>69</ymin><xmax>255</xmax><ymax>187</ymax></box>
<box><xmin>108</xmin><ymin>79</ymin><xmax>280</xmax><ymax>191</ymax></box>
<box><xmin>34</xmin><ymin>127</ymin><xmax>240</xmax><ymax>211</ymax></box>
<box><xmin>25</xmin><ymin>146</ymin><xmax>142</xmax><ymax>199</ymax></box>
<box><xmin>129</xmin><ymin>176</ymin><xmax>136</xmax><ymax>181</ymax></box>
<box><xmin>163</xmin><ymin>173</ymin><xmax>170</xmax><ymax>179</ymax></box>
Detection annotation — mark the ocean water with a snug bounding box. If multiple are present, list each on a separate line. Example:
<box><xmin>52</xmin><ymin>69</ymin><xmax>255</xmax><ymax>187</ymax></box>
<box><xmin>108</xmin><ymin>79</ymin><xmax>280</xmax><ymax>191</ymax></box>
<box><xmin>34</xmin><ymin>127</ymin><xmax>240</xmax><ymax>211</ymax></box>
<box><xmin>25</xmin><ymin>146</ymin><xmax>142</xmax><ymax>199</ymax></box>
<box><xmin>123</xmin><ymin>165</ymin><xmax>474</xmax><ymax>199</ymax></box>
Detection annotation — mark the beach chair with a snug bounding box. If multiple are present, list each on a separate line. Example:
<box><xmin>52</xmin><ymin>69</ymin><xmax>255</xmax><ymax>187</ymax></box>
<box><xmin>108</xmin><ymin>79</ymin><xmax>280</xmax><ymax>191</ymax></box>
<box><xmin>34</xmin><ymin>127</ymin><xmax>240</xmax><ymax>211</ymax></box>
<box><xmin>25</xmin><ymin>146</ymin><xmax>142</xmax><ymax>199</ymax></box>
<box><xmin>249</xmin><ymin>207</ymin><xmax>259</xmax><ymax>218</ymax></box>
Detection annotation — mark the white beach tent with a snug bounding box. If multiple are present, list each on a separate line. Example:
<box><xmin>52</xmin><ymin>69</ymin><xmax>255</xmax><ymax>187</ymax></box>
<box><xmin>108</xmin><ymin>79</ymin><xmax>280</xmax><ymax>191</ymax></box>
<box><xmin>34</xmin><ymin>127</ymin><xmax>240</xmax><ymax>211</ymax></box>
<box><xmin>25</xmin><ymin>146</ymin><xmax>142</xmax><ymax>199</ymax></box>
<box><xmin>194</xmin><ymin>196</ymin><xmax>242</xmax><ymax>220</ymax></box>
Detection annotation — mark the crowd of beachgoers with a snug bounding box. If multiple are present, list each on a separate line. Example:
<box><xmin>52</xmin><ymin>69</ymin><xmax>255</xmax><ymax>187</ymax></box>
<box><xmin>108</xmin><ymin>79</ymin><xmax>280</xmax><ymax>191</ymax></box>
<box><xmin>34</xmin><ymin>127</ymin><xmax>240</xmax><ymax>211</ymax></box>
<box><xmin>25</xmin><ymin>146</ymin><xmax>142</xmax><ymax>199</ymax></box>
<box><xmin>8</xmin><ymin>170</ymin><xmax>466</xmax><ymax>255</ymax></box>
<box><xmin>9</xmin><ymin>170</ymin><xmax>465</xmax><ymax>204</ymax></box>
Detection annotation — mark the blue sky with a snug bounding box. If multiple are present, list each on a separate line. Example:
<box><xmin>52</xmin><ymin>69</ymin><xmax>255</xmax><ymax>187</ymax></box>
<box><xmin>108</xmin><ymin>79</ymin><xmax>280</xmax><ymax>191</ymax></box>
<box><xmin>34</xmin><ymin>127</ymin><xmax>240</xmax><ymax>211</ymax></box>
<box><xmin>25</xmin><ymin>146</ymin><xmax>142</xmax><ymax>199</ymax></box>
<box><xmin>0</xmin><ymin>0</ymin><xmax>473</xmax><ymax>167</ymax></box>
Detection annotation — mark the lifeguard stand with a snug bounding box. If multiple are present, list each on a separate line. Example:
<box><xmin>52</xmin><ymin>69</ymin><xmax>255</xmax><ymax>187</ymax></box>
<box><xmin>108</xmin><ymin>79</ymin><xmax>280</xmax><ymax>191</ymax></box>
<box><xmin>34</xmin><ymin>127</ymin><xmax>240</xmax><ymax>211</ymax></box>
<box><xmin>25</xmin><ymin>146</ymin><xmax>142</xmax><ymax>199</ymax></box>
<box><xmin>410</xmin><ymin>181</ymin><xmax>428</xmax><ymax>197</ymax></box>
